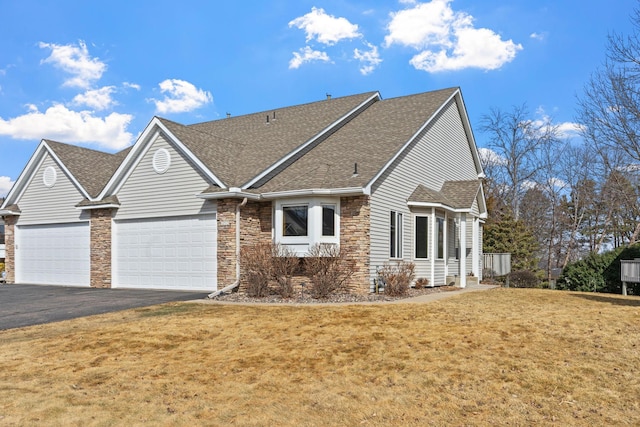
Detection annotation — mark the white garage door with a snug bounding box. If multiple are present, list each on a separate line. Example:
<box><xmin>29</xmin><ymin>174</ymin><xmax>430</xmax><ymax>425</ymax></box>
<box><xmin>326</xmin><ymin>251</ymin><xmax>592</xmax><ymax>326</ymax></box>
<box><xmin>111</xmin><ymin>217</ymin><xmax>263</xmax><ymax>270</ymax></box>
<box><xmin>16</xmin><ymin>222</ymin><xmax>90</xmax><ymax>286</ymax></box>
<box><xmin>114</xmin><ymin>215</ymin><xmax>216</xmax><ymax>291</ymax></box>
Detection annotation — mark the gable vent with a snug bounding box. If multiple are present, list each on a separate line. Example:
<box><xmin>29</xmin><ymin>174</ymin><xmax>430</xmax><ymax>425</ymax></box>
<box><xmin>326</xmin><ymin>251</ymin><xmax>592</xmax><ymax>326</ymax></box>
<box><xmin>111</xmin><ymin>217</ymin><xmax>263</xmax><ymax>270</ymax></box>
<box><xmin>152</xmin><ymin>148</ymin><xmax>171</xmax><ymax>174</ymax></box>
<box><xmin>43</xmin><ymin>166</ymin><xmax>57</xmax><ymax>188</ymax></box>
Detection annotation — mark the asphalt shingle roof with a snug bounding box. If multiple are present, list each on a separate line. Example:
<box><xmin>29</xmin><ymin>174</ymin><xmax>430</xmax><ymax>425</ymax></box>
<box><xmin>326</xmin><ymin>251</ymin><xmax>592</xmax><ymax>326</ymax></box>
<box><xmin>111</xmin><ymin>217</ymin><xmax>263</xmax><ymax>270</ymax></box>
<box><xmin>45</xmin><ymin>140</ymin><xmax>131</xmax><ymax>198</ymax></box>
<box><xmin>31</xmin><ymin>87</ymin><xmax>469</xmax><ymax>201</ymax></box>
<box><xmin>255</xmin><ymin>87</ymin><xmax>458</xmax><ymax>192</ymax></box>
<box><xmin>408</xmin><ymin>180</ymin><xmax>481</xmax><ymax>210</ymax></box>
<box><xmin>185</xmin><ymin>91</ymin><xmax>378</xmax><ymax>186</ymax></box>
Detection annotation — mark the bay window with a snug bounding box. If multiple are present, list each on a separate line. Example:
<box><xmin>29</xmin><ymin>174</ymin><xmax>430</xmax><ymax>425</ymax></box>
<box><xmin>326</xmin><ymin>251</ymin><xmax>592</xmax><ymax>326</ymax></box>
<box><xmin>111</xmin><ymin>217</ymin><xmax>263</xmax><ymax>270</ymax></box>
<box><xmin>275</xmin><ymin>198</ymin><xmax>340</xmax><ymax>255</ymax></box>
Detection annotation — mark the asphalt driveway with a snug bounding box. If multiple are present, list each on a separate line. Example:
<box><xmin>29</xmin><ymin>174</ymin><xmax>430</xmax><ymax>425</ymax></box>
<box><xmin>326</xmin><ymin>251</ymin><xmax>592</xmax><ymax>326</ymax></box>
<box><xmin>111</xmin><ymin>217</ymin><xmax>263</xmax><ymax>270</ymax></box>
<box><xmin>0</xmin><ymin>284</ymin><xmax>208</xmax><ymax>330</ymax></box>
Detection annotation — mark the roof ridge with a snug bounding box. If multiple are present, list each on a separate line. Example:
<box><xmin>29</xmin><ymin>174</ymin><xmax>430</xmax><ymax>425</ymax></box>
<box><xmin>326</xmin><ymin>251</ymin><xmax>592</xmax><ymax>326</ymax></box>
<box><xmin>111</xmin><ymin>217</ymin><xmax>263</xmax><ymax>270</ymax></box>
<box><xmin>189</xmin><ymin>91</ymin><xmax>380</xmax><ymax>126</ymax></box>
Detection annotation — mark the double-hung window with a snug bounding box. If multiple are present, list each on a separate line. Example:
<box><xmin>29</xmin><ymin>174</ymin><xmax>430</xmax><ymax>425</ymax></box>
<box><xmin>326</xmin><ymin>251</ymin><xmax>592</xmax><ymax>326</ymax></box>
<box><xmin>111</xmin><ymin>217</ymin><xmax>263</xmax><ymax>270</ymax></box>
<box><xmin>390</xmin><ymin>211</ymin><xmax>403</xmax><ymax>258</ymax></box>
<box><xmin>436</xmin><ymin>217</ymin><xmax>445</xmax><ymax>259</ymax></box>
<box><xmin>414</xmin><ymin>216</ymin><xmax>429</xmax><ymax>259</ymax></box>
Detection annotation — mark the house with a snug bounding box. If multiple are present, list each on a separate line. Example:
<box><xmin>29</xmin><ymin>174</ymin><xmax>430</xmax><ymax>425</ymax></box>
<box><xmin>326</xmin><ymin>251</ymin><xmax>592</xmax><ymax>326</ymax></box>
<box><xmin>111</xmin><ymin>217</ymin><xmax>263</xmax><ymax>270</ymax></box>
<box><xmin>0</xmin><ymin>87</ymin><xmax>487</xmax><ymax>292</ymax></box>
<box><xmin>0</xmin><ymin>217</ymin><xmax>5</xmax><ymax>265</ymax></box>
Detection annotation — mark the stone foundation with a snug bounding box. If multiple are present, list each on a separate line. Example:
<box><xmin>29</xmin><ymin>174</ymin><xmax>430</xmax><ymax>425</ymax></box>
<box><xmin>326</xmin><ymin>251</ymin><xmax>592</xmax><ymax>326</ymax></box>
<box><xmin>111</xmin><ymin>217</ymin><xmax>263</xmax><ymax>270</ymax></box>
<box><xmin>3</xmin><ymin>216</ymin><xmax>16</xmax><ymax>284</ymax></box>
<box><xmin>340</xmin><ymin>195</ymin><xmax>371</xmax><ymax>294</ymax></box>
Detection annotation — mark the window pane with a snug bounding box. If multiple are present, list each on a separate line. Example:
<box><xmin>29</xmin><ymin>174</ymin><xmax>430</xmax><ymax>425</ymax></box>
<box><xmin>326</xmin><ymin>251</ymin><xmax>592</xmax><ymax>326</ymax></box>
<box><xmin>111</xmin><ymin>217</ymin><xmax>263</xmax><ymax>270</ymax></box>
<box><xmin>322</xmin><ymin>205</ymin><xmax>336</xmax><ymax>236</ymax></box>
<box><xmin>0</xmin><ymin>224</ymin><xmax>4</xmax><ymax>245</ymax></box>
<box><xmin>437</xmin><ymin>217</ymin><xmax>444</xmax><ymax>259</ymax></box>
<box><xmin>397</xmin><ymin>213</ymin><xmax>403</xmax><ymax>258</ymax></box>
<box><xmin>283</xmin><ymin>206</ymin><xmax>308</xmax><ymax>236</ymax></box>
<box><xmin>390</xmin><ymin>212</ymin><xmax>396</xmax><ymax>257</ymax></box>
<box><xmin>415</xmin><ymin>216</ymin><xmax>428</xmax><ymax>258</ymax></box>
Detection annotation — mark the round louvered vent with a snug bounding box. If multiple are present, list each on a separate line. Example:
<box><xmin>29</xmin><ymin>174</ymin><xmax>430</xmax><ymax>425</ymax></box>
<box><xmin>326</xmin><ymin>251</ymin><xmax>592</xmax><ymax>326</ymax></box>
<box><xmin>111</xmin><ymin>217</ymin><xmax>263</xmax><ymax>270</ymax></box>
<box><xmin>152</xmin><ymin>148</ymin><xmax>171</xmax><ymax>174</ymax></box>
<box><xmin>43</xmin><ymin>166</ymin><xmax>57</xmax><ymax>188</ymax></box>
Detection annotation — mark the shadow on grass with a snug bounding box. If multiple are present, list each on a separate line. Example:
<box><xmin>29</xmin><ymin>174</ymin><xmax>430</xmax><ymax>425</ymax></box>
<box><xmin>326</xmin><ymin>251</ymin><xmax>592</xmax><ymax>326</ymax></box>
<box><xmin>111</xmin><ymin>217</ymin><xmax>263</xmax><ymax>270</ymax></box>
<box><xmin>570</xmin><ymin>292</ymin><xmax>640</xmax><ymax>307</ymax></box>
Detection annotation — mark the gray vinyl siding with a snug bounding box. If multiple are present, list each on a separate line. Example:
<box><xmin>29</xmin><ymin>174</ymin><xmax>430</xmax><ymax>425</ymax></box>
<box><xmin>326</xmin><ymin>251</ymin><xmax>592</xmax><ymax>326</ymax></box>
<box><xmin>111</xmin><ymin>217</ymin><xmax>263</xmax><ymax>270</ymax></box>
<box><xmin>466</xmin><ymin>216</ymin><xmax>474</xmax><ymax>273</ymax></box>
<box><xmin>114</xmin><ymin>135</ymin><xmax>216</xmax><ymax>220</ymax></box>
<box><xmin>370</xmin><ymin>99</ymin><xmax>479</xmax><ymax>285</ymax></box>
<box><xmin>16</xmin><ymin>155</ymin><xmax>89</xmax><ymax>226</ymax></box>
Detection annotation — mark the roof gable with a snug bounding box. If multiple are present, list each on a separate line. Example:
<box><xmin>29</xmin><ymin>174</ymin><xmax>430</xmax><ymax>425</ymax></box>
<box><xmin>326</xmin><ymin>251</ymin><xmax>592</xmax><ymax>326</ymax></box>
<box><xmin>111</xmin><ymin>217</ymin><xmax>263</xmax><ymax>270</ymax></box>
<box><xmin>2</xmin><ymin>140</ymin><xmax>94</xmax><ymax>208</ymax></box>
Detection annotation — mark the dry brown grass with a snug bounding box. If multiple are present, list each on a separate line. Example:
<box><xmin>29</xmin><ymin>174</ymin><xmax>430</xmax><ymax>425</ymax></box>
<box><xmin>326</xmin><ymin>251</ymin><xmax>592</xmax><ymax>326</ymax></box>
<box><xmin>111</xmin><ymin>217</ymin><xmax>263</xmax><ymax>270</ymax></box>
<box><xmin>1</xmin><ymin>288</ymin><xmax>640</xmax><ymax>426</ymax></box>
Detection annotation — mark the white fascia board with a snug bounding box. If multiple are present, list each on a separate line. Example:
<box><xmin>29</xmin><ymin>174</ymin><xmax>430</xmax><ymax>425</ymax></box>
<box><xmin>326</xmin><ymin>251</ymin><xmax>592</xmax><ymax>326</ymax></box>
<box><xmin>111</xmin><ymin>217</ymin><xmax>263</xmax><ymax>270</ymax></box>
<box><xmin>364</xmin><ymin>90</ymin><xmax>459</xmax><ymax>195</ymax></box>
<box><xmin>98</xmin><ymin>117</ymin><xmax>162</xmax><ymax>199</ymax></box>
<box><xmin>407</xmin><ymin>201</ymin><xmax>471</xmax><ymax>213</ymax></box>
<box><xmin>197</xmin><ymin>191</ymin><xmax>261</xmax><ymax>201</ymax></box>
<box><xmin>156</xmin><ymin>120</ymin><xmax>226</xmax><ymax>189</ymax></box>
<box><xmin>76</xmin><ymin>203</ymin><xmax>121</xmax><ymax>211</ymax></box>
<box><xmin>98</xmin><ymin>118</ymin><xmax>227</xmax><ymax>199</ymax></box>
<box><xmin>42</xmin><ymin>141</ymin><xmax>92</xmax><ymax>200</ymax></box>
<box><xmin>0</xmin><ymin>210</ymin><xmax>20</xmax><ymax>216</ymax></box>
<box><xmin>261</xmin><ymin>187</ymin><xmax>365</xmax><ymax>199</ymax></box>
<box><xmin>2</xmin><ymin>140</ymin><xmax>91</xmax><ymax>208</ymax></box>
<box><xmin>454</xmin><ymin>90</ymin><xmax>485</xmax><ymax>178</ymax></box>
<box><xmin>241</xmin><ymin>92</ymin><xmax>381</xmax><ymax>190</ymax></box>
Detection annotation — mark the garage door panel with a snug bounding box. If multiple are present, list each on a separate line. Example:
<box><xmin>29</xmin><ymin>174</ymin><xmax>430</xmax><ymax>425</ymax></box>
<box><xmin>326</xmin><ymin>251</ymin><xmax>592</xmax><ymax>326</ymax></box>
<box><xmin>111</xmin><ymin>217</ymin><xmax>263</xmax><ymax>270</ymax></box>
<box><xmin>114</xmin><ymin>215</ymin><xmax>216</xmax><ymax>291</ymax></box>
<box><xmin>16</xmin><ymin>223</ymin><xmax>90</xmax><ymax>286</ymax></box>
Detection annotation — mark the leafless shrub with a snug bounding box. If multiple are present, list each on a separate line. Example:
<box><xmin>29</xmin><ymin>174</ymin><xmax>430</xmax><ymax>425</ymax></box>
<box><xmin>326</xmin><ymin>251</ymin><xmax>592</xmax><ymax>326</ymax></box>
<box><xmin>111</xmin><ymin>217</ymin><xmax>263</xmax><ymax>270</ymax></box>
<box><xmin>271</xmin><ymin>244</ymin><xmax>298</xmax><ymax>298</ymax></box>
<box><xmin>414</xmin><ymin>277</ymin><xmax>429</xmax><ymax>289</ymax></box>
<box><xmin>380</xmin><ymin>261</ymin><xmax>416</xmax><ymax>296</ymax></box>
<box><xmin>240</xmin><ymin>242</ymin><xmax>272</xmax><ymax>297</ymax></box>
<box><xmin>305</xmin><ymin>243</ymin><xmax>353</xmax><ymax>299</ymax></box>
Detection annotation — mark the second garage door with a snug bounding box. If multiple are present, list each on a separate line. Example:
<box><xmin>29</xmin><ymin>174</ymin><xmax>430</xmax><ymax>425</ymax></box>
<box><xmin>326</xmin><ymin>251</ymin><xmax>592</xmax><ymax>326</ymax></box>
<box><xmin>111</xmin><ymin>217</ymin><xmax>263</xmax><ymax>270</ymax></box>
<box><xmin>113</xmin><ymin>215</ymin><xmax>217</xmax><ymax>291</ymax></box>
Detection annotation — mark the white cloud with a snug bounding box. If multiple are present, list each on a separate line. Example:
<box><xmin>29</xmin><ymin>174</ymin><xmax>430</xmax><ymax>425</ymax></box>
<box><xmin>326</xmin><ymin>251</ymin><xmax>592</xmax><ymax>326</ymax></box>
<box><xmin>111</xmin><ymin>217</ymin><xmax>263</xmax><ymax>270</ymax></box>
<box><xmin>385</xmin><ymin>0</ymin><xmax>522</xmax><ymax>72</ymax></box>
<box><xmin>478</xmin><ymin>147</ymin><xmax>506</xmax><ymax>166</ymax></box>
<box><xmin>530</xmin><ymin>32</ymin><xmax>546</xmax><ymax>41</ymax></box>
<box><xmin>0</xmin><ymin>176</ymin><xmax>14</xmax><ymax>197</ymax></box>
<box><xmin>39</xmin><ymin>41</ymin><xmax>106</xmax><ymax>89</ymax></box>
<box><xmin>289</xmin><ymin>7</ymin><xmax>361</xmax><ymax>45</ymax></box>
<box><xmin>289</xmin><ymin>46</ymin><xmax>331</xmax><ymax>69</ymax></box>
<box><xmin>123</xmin><ymin>82</ymin><xmax>141</xmax><ymax>90</ymax></box>
<box><xmin>0</xmin><ymin>104</ymin><xmax>133</xmax><ymax>150</ymax></box>
<box><xmin>354</xmin><ymin>43</ymin><xmax>382</xmax><ymax>75</ymax></box>
<box><xmin>72</xmin><ymin>86</ymin><xmax>116</xmax><ymax>110</ymax></box>
<box><xmin>151</xmin><ymin>79</ymin><xmax>213</xmax><ymax>114</ymax></box>
<box><xmin>532</xmin><ymin>107</ymin><xmax>584</xmax><ymax>139</ymax></box>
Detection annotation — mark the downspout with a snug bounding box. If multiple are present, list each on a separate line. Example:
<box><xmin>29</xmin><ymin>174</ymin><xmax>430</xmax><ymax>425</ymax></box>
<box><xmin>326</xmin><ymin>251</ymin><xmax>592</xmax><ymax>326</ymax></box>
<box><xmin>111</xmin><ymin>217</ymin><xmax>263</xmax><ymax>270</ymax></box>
<box><xmin>208</xmin><ymin>197</ymin><xmax>248</xmax><ymax>298</ymax></box>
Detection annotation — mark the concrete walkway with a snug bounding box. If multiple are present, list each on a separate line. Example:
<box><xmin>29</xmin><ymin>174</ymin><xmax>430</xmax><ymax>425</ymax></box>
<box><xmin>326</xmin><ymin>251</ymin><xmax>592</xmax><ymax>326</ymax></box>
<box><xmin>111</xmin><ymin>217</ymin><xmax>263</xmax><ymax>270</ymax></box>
<box><xmin>393</xmin><ymin>283</ymin><xmax>499</xmax><ymax>304</ymax></box>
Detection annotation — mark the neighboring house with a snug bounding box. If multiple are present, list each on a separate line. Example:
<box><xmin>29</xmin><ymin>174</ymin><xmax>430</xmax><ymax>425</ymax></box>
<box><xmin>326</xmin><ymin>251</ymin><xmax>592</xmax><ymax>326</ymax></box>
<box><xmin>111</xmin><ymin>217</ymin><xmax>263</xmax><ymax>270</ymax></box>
<box><xmin>0</xmin><ymin>217</ymin><xmax>5</xmax><ymax>263</ymax></box>
<box><xmin>0</xmin><ymin>87</ymin><xmax>487</xmax><ymax>292</ymax></box>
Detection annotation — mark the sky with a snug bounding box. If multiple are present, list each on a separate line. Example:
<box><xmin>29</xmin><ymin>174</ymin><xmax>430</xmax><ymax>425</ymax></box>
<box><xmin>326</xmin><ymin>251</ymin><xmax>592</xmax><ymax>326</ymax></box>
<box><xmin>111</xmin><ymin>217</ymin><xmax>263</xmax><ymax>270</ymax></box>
<box><xmin>0</xmin><ymin>0</ymin><xmax>638</xmax><ymax>197</ymax></box>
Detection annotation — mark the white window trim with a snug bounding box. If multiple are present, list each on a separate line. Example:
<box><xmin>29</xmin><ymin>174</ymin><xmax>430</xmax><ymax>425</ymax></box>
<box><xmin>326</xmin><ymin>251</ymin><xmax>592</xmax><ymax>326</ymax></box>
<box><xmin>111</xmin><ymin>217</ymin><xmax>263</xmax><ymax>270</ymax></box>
<box><xmin>274</xmin><ymin>197</ymin><xmax>340</xmax><ymax>255</ymax></box>
<box><xmin>413</xmin><ymin>214</ymin><xmax>430</xmax><ymax>261</ymax></box>
<box><xmin>390</xmin><ymin>210</ymin><xmax>403</xmax><ymax>259</ymax></box>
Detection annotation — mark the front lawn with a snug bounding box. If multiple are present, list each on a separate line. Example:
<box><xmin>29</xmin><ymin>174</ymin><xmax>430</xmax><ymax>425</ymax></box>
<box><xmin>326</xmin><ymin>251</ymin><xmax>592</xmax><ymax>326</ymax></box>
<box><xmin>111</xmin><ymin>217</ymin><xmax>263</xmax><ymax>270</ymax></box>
<box><xmin>1</xmin><ymin>288</ymin><xmax>639</xmax><ymax>425</ymax></box>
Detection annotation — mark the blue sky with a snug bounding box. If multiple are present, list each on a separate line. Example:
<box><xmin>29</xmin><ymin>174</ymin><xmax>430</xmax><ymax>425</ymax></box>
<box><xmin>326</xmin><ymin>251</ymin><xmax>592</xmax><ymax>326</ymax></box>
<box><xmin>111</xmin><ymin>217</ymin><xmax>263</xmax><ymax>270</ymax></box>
<box><xmin>0</xmin><ymin>0</ymin><xmax>637</xmax><ymax>196</ymax></box>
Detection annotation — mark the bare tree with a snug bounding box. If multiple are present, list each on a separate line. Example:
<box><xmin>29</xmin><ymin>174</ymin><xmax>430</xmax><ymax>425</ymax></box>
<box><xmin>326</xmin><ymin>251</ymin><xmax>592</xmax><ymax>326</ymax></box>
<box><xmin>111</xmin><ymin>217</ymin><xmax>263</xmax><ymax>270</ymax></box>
<box><xmin>480</xmin><ymin>104</ymin><xmax>560</xmax><ymax>219</ymax></box>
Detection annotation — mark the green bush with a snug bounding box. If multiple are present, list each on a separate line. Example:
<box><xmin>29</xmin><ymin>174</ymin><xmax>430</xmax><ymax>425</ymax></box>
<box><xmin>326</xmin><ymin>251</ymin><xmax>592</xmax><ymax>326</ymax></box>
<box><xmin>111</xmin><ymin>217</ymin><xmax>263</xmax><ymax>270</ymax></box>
<box><xmin>557</xmin><ymin>243</ymin><xmax>640</xmax><ymax>294</ymax></box>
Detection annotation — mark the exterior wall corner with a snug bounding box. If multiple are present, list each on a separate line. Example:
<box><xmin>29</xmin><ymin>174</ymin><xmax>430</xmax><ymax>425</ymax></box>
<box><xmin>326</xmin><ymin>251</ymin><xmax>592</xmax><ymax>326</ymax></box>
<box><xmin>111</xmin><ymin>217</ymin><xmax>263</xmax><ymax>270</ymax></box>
<box><xmin>90</xmin><ymin>208</ymin><xmax>114</xmax><ymax>288</ymax></box>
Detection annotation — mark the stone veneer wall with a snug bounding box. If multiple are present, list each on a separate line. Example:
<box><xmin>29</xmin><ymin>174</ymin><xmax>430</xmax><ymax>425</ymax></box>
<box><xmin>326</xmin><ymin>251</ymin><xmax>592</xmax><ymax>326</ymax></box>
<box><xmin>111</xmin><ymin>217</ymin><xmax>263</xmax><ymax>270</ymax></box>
<box><xmin>3</xmin><ymin>216</ymin><xmax>16</xmax><ymax>283</ymax></box>
<box><xmin>216</xmin><ymin>199</ymin><xmax>238</xmax><ymax>288</ymax></box>
<box><xmin>340</xmin><ymin>195</ymin><xmax>371</xmax><ymax>294</ymax></box>
<box><xmin>217</xmin><ymin>198</ymin><xmax>273</xmax><ymax>289</ymax></box>
<box><xmin>90</xmin><ymin>208</ymin><xmax>113</xmax><ymax>288</ymax></box>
